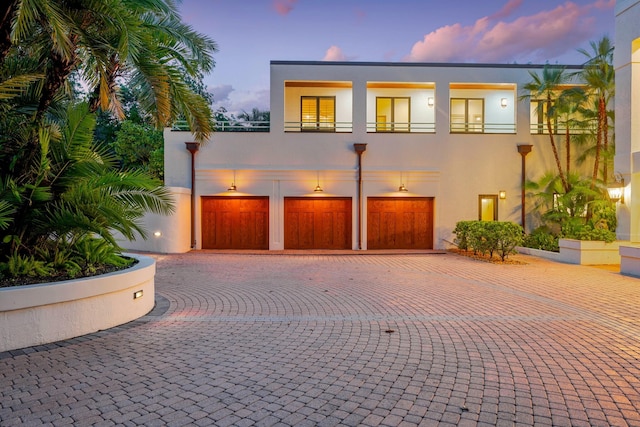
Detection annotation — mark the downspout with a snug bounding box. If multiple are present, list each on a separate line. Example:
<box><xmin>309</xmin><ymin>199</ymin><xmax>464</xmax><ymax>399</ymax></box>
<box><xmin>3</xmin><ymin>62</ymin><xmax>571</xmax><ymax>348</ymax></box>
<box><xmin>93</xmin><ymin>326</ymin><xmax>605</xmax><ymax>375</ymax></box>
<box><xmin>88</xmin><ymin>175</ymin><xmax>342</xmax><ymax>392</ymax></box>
<box><xmin>517</xmin><ymin>144</ymin><xmax>532</xmax><ymax>231</ymax></box>
<box><xmin>185</xmin><ymin>142</ymin><xmax>200</xmax><ymax>249</ymax></box>
<box><xmin>354</xmin><ymin>143</ymin><xmax>367</xmax><ymax>250</ymax></box>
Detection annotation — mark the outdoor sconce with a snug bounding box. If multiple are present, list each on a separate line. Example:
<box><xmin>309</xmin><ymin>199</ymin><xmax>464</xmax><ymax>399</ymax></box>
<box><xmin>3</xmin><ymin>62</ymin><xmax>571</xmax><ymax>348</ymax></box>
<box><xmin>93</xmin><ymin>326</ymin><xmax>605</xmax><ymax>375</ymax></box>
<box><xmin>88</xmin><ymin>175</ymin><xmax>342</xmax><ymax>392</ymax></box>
<box><xmin>499</xmin><ymin>190</ymin><xmax>506</xmax><ymax>199</ymax></box>
<box><xmin>133</xmin><ymin>290</ymin><xmax>143</xmax><ymax>300</ymax></box>
<box><xmin>314</xmin><ymin>171</ymin><xmax>323</xmax><ymax>192</ymax></box>
<box><xmin>500</xmin><ymin>98</ymin><xmax>508</xmax><ymax>108</ymax></box>
<box><xmin>227</xmin><ymin>183</ymin><xmax>237</xmax><ymax>192</ymax></box>
<box><xmin>427</xmin><ymin>97</ymin><xmax>434</xmax><ymax>107</ymax></box>
<box><xmin>153</xmin><ymin>231</ymin><xmax>162</xmax><ymax>237</ymax></box>
<box><xmin>607</xmin><ymin>175</ymin><xmax>625</xmax><ymax>204</ymax></box>
<box><xmin>398</xmin><ymin>183</ymin><xmax>408</xmax><ymax>192</ymax></box>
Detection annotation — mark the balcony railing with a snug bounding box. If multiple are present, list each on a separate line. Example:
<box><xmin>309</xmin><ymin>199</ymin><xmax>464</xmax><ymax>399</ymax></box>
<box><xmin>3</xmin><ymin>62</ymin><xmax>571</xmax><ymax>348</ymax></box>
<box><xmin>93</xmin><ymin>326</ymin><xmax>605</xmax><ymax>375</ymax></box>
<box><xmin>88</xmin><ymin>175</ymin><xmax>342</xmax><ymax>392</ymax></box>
<box><xmin>530</xmin><ymin>124</ymin><xmax>594</xmax><ymax>134</ymax></box>
<box><xmin>172</xmin><ymin>120</ymin><xmax>270</xmax><ymax>132</ymax></box>
<box><xmin>449</xmin><ymin>122</ymin><xmax>517</xmax><ymax>133</ymax></box>
<box><xmin>366</xmin><ymin>122</ymin><xmax>435</xmax><ymax>133</ymax></box>
<box><xmin>284</xmin><ymin>121</ymin><xmax>353</xmax><ymax>132</ymax></box>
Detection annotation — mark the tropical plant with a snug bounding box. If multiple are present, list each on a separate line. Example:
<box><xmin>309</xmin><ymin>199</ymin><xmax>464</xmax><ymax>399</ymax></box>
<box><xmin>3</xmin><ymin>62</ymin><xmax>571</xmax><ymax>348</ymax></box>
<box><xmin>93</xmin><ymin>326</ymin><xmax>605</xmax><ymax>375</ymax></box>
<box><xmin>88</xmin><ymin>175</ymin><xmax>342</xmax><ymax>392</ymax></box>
<box><xmin>523</xmin><ymin>65</ymin><xmax>575</xmax><ymax>192</ymax></box>
<box><xmin>577</xmin><ymin>36</ymin><xmax>615</xmax><ymax>187</ymax></box>
<box><xmin>0</xmin><ymin>0</ymin><xmax>216</xmax><ymax>281</ymax></box>
<box><xmin>0</xmin><ymin>103</ymin><xmax>173</xmax><ymax>280</ymax></box>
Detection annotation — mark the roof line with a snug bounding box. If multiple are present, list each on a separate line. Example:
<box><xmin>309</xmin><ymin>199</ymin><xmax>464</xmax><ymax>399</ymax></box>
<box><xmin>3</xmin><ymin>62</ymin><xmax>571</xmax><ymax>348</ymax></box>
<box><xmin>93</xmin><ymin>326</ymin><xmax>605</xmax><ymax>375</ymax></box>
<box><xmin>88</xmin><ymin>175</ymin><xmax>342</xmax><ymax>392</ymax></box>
<box><xmin>270</xmin><ymin>60</ymin><xmax>584</xmax><ymax>70</ymax></box>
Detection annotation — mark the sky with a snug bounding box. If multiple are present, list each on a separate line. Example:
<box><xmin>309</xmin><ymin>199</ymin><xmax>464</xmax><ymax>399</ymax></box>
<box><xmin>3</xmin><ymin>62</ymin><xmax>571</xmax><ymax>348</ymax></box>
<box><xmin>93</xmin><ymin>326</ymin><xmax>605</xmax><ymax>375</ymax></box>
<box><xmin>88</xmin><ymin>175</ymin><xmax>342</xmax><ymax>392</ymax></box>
<box><xmin>178</xmin><ymin>0</ymin><xmax>616</xmax><ymax>116</ymax></box>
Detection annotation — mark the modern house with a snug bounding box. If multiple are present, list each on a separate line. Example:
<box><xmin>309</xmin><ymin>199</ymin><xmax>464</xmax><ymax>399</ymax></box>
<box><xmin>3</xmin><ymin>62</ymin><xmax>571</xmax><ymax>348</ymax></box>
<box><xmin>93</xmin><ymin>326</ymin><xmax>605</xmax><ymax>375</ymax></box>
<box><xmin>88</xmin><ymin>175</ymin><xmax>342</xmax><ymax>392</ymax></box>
<box><xmin>121</xmin><ymin>0</ymin><xmax>639</xmax><ymax>255</ymax></box>
<box><xmin>151</xmin><ymin>61</ymin><xmax>585</xmax><ymax>253</ymax></box>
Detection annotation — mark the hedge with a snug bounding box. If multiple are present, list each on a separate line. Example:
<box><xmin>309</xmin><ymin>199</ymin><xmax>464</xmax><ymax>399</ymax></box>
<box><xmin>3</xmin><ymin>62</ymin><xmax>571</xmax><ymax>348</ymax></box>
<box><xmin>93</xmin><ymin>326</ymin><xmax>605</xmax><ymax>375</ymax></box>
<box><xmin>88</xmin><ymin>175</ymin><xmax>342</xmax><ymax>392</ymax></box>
<box><xmin>453</xmin><ymin>220</ymin><xmax>523</xmax><ymax>261</ymax></box>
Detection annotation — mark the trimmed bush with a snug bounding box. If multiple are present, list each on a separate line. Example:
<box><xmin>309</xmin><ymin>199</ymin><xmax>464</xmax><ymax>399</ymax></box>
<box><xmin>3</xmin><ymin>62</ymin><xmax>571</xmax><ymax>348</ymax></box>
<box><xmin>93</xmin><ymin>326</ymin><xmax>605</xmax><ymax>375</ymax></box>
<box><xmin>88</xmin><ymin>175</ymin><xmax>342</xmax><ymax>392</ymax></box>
<box><xmin>453</xmin><ymin>220</ymin><xmax>523</xmax><ymax>261</ymax></box>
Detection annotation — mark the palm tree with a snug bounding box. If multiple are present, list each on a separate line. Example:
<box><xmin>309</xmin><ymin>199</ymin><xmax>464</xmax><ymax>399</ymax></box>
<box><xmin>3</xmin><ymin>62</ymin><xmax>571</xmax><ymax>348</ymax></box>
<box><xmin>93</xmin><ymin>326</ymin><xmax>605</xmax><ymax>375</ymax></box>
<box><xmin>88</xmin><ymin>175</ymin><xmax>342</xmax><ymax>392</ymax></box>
<box><xmin>523</xmin><ymin>65</ymin><xmax>575</xmax><ymax>192</ymax></box>
<box><xmin>0</xmin><ymin>102</ymin><xmax>174</xmax><ymax>265</ymax></box>
<box><xmin>577</xmin><ymin>36</ymin><xmax>615</xmax><ymax>187</ymax></box>
<box><xmin>1</xmin><ymin>0</ymin><xmax>217</xmax><ymax>140</ymax></box>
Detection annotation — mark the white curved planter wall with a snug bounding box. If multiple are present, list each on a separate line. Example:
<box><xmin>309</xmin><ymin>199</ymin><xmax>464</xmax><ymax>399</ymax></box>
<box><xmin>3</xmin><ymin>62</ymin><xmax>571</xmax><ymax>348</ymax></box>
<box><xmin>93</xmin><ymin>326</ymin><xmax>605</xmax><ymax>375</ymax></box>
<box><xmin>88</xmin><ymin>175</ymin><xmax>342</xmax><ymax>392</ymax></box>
<box><xmin>0</xmin><ymin>254</ymin><xmax>156</xmax><ymax>353</ymax></box>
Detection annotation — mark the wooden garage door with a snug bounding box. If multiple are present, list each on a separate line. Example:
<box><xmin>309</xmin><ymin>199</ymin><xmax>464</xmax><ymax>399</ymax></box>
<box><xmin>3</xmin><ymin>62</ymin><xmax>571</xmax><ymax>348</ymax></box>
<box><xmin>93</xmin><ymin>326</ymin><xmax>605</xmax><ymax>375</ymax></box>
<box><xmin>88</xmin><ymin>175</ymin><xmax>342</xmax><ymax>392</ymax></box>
<box><xmin>201</xmin><ymin>197</ymin><xmax>269</xmax><ymax>249</ymax></box>
<box><xmin>367</xmin><ymin>197</ymin><xmax>434</xmax><ymax>249</ymax></box>
<box><xmin>284</xmin><ymin>197</ymin><xmax>352</xmax><ymax>249</ymax></box>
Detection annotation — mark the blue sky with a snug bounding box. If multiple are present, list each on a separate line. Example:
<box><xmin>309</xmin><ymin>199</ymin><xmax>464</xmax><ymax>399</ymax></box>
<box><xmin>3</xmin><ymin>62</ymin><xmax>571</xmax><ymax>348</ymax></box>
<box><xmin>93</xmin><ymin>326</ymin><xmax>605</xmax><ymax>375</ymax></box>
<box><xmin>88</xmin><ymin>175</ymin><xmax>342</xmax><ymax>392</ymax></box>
<box><xmin>178</xmin><ymin>0</ymin><xmax>616</xmax><ymax>116</ymax></box>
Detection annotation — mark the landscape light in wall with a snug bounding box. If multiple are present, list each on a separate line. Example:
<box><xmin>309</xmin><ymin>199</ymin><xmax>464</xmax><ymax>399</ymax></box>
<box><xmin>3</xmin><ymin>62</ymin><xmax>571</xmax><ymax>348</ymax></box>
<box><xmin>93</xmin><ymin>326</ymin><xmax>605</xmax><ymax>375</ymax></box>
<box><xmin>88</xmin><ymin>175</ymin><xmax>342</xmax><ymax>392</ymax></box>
<box><xmin>499</xmin><ymin>190</ymin><xmax>506</xmax><ymax>199</ymax></box>
<box><xmin>500</xmin><ymin>98</ymin><xmax>508</xmax><ymax>108</ymax></box>
<box><xmin>133</xmin><ymin>290</ymin><xmax>143</xmax><ymax>300</ymax></box>
<box><xmin>607</xmin><ymin>174</ymin><xmax>625</xmax><ymax>204</ymax></box>
<box><xmin>427</xmin><ymin>97</ymin><xmax>434</xmax><ymax>107</ymax></box>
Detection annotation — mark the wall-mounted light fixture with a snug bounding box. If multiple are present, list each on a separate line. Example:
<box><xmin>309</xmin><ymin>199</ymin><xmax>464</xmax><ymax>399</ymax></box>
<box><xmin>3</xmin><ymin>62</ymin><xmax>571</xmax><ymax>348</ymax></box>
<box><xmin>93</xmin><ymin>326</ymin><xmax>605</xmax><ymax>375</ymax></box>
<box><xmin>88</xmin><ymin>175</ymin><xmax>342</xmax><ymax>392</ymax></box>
<box><xmin>133</xmin><ymin>290</ymin><xmax>144</xmax><ymax>300</ymax></box>
<box><xmin>427</xmin><ymin>97</ymin><xmax>434</xmax><ymax>107</ymax></box>
<box><xmin>398</xmin><ymin>184</ymin><xmax>408</xmax><ymax>192</ymax></box>
<box><xmin>153</xmin><ymin>231</ymin><xmax>162</xmax><ymax>238</ymax></box>
<box><xmin>227</xmin><ymin>170</ymin><xmax>237</xmax><ymax>192</ymax></box>
<box><xmin>499</xmin><ymin>190</ymin><xmax>507</xmax><ymax>200</ymax></box>
<box><xmin>314</xmin><ymin>171</ymin><xmax>323</xmax><ymax>192</ymax></box>
<box><xmin>607</xmin><ymin>174</ymin><xmax>625</xmax><ymax>204</ymax></box>
<box><xmin>500</xmin><ymin>98</ymin><xmax>508</xmax><ymax>108</ymax></box>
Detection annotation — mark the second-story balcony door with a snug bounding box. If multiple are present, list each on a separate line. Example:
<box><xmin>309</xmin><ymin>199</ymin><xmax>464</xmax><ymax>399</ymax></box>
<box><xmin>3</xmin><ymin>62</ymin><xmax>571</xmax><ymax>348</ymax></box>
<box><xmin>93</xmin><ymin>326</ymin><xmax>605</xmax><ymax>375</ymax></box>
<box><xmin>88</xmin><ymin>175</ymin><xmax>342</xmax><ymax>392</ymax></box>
<box><xmin>301</xmin><ymin>96</ymin><xmax>335</xmax><ymax>131</ymax></box>
<box><xmin>376</xmin><ymin>97</ymin><xmax>410</xmax><ymax>132</ymax></box>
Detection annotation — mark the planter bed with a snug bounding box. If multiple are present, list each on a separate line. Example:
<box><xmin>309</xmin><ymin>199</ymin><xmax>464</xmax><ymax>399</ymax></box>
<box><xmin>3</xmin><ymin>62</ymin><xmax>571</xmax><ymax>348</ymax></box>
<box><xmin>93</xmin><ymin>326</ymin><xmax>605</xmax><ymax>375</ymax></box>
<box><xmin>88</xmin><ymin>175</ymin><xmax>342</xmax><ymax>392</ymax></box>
<box><xmin>0</xmin><ymin>254</ymin><xmax>155</xmax><ymax>353</ymax></box>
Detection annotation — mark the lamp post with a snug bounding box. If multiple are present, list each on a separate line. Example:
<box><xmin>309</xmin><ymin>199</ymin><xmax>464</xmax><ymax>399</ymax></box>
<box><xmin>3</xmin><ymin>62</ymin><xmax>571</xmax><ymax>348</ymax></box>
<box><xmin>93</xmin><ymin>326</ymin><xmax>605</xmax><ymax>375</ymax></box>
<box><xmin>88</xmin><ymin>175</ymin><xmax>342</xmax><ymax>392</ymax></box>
<box><xmin>517</xmin><ymin>144</ymin><xmax>532</xmax><ymax>230</ymax></box>
<box><xmin>185</xmin><ymin>142</ymin><xmax>200</xmax><ymax>249</ymax></box>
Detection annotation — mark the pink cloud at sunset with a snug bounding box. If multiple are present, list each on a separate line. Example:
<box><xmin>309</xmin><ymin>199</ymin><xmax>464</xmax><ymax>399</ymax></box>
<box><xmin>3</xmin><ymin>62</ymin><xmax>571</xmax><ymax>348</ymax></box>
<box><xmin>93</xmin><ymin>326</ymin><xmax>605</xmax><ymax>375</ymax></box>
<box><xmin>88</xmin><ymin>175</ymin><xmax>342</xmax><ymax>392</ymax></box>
<box><xmin>273</xmin><ymin>0</ymin><xmax>298</xmax><ymax>16</ymax></box>
<box><xmin>323</xmin><ymin>46</ymin><xmax>356</xmax><ymax>61</ymax></box>
<box><xmin>404</xmin><ymin>1</ymin><xmax>611</xmax><ymax>63</ymax></box>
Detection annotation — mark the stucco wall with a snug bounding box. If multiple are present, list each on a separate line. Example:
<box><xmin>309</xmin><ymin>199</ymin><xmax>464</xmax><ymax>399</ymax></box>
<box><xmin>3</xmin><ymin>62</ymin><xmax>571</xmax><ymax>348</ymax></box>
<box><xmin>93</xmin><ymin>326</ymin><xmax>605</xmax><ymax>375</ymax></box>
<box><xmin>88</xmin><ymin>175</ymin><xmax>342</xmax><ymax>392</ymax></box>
<box><xmin>0</xmin><ymin>254</ymin><xmax>156</xmax><ymax>353</ymax></box>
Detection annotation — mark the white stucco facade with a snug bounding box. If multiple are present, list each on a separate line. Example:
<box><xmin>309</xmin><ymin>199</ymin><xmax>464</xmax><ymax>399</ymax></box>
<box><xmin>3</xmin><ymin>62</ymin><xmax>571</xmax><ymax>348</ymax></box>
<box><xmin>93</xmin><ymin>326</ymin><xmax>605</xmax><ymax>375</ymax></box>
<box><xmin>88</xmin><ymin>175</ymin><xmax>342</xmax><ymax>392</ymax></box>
<box><xmin>155</xmin><ymin>61</ymin><xmax>592</xmax><ymax>253</ymax></box>
<box><xmin>614</xmin><ymin>0</ymin><xmax>640</xmax><ymax>242</ymax></box>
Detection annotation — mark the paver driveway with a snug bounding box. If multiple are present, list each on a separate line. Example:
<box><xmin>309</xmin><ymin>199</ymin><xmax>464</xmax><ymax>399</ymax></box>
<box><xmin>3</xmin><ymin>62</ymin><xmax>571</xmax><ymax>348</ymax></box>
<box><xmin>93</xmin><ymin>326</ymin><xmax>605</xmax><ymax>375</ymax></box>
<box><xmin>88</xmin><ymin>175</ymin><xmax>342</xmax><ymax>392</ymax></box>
<box><xmin>1</xmin><ymin>252</ymin><xmax>640</xmax><ymax>426</ymax></box>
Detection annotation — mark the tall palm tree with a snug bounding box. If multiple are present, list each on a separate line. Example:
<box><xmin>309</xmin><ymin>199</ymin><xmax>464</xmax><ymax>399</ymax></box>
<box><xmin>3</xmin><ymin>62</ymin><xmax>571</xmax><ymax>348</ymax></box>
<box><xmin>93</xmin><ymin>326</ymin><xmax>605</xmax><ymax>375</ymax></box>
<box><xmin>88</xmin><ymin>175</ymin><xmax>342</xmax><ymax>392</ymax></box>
<box><xmin>523</xmin><ymin>65</ymin><xmax>574</xmax><ymax>192</ymax></box>
<box><xmin>577</xmin><ymin>36</ymin><xmax>615</xmax><ymax>187</ymax></box>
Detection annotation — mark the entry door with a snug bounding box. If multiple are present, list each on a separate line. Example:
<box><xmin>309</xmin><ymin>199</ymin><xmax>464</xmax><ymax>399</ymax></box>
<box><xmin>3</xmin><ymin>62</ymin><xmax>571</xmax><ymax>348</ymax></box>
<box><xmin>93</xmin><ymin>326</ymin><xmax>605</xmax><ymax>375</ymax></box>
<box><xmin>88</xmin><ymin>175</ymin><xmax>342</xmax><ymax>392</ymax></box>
<box><xmin>367</xmin><ymin>197</ymin><xmax>434</xmax><ymax>249</ymax></box>
<box><xmin>201</xmin><ymin>197</ymin><xmax>269</xmax><ymax>249</ymax></box>
<box><xmin>284</xmin><ymin>197</ymin><xmax>352</xmax><ymax>249</ymax></box>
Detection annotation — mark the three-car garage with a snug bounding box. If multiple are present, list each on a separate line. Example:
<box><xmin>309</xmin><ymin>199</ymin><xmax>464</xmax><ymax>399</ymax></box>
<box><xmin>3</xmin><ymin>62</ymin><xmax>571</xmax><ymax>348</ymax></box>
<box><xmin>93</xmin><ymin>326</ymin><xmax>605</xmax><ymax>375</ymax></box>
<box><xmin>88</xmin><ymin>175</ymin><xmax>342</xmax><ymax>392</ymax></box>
<box><xmin>201</xmin><ymin>196</ymin><xmax>434</xmax><ymax>250</ymax></box>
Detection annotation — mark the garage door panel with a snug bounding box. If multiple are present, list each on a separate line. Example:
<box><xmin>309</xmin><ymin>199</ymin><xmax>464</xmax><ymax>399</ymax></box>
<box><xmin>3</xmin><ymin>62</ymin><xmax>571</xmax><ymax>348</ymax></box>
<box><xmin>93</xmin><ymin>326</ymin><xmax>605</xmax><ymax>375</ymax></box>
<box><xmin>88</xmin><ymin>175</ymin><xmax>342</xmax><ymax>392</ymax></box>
<box><xmin>367</xmin><ymin>197</ymin><xmax>434</xmax><ymax>249</ymax></box>
<box><xmin>285</xmin><ymin>197</ymin><xmax>351</xmax><ymax>249</ymax></box>
<box><xmin>201</xmin><ymin>197</ymin><xmax>269</xmax><ymax>249</ymax></box>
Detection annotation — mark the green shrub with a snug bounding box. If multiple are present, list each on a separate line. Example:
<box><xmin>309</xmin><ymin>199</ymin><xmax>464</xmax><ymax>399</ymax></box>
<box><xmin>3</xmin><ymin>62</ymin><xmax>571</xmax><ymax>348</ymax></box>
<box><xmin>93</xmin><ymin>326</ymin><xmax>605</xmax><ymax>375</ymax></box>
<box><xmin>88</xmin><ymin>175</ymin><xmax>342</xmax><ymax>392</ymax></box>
<box><xmin>452</xmin><ymin>220</ymin><xmax>475</xmax><ymax>251</ymax></box>
<box><xmin>522</xmin><ymin>227</ymin><xmax>560</xmax><ymax>252</ymax></box>
<box><xmin>453</xmin><ymin>220</ymin><xmax>523</xmax><ymax>260</ymax></box>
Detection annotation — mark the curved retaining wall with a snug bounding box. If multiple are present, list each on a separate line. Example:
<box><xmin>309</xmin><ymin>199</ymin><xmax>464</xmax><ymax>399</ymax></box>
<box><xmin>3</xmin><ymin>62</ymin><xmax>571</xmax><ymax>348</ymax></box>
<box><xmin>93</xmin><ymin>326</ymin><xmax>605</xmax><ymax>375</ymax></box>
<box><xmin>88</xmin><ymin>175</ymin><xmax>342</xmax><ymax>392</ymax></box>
<box><xmin>0</xmin><ymin>254</ymin><xmax>156</xmax><ymax>353</ymax></box>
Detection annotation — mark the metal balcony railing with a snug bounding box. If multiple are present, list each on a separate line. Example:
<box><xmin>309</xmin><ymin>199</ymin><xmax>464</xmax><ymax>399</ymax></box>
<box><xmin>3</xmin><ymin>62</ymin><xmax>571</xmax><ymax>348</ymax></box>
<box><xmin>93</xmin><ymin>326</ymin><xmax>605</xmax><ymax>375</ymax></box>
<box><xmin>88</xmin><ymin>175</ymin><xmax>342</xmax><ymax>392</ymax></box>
<box><xmin>366</xmin><ymin>122</ymin><xmax>435</xmax><ymax>133</ymax></box>
<box><xmin>172</xmin><ymin>120</ymin><xmax>270</xmax><ymax>132</ymax></box>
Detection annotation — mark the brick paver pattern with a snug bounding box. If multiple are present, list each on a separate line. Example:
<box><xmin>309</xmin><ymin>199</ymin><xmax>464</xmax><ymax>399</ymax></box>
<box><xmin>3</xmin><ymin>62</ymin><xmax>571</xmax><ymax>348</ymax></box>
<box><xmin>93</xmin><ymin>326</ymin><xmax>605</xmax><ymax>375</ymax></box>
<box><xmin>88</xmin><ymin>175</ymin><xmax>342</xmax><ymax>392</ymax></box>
<box><xmin>1</xmin><ymin>252</ymin><xmax>640</xmax><ymax>426</ymax></box>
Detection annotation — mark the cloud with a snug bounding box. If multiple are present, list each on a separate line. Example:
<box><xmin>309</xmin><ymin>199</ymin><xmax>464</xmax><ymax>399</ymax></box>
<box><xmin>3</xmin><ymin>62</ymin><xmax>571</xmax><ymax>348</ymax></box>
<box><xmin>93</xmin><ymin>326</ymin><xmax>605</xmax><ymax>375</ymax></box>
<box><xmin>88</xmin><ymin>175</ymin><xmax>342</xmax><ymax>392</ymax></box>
<box><xmin>488</xmin><ymin>0</ymin><xmax>522</xmax><ymax>21</ymax></box>
<box><xmin>404</xmin><ymin>1</ymin><xmax>598</xmax><ymax>64</ymax></box>
<box><xmin>273</xmin><ymin>0</ymin><xmax>298</xmax><ymax>16</ymax></box>
<box><xmin>211</xmin><ymin>86</ymin><xmax>270</xmax><ymax>118</ymax></box>
<box><xmin>322</xmin><ymin>45</ymin><xmax>356</xmax><ymax>61</ymax></box>
<box><xmin>210</xmin><ymin>84</ymin><xmax>233</xmax><ymax>104</ymax></box>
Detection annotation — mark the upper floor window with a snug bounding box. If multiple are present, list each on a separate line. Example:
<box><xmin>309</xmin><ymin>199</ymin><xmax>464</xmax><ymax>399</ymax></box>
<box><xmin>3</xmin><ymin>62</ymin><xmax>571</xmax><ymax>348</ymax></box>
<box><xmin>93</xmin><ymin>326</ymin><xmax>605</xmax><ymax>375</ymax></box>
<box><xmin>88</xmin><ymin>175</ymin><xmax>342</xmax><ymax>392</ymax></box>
<box><xmin>301</xmin><ymin>96</ymin><xmax>335</xmax><ymax>131</ymax></box>
<box><xmin>451</xmin><ymin>98</ymin><xmax>484</xmax><ymax>133</ymax></box>
<box><xmin>376</xmin><ymin>97</ymin><xmax>410</xmax><ymax>132</ymax></box>
<box><xmin>529</xmin><ymin>85</ymin><xmax>591</xmax><ymax>135</ymax></box>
